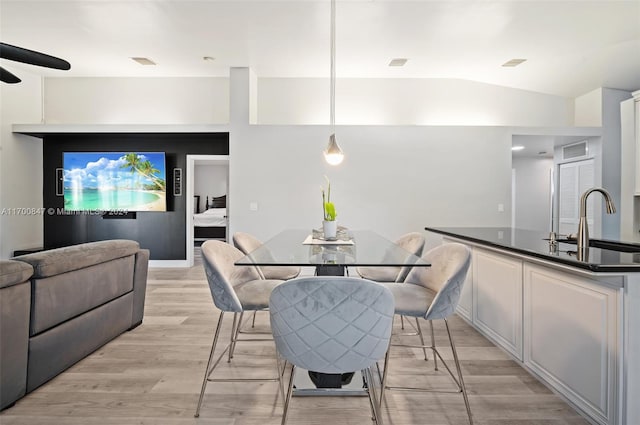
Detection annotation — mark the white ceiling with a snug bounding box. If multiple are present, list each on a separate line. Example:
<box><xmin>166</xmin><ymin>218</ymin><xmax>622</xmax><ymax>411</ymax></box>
<box><xmin>1</xmin><ymin>0</ymin><xmax>639</xmax><ymax>98</ymax></box>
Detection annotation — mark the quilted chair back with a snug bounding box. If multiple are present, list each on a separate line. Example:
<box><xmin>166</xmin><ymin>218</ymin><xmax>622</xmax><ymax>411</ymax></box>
<box><xmin>269</xmin><ymin>277</ymin><xmax>394</xmax><ymax>374</ymax></box>
<box><xmin>201</xmin><ymin>240</ymin><xmax>261</xmax><ymax>313</ymax></box>
<box><xmin>404</xmin><ymin>243</ymin><xmax>471</xmax><ymax>321</ymax></box>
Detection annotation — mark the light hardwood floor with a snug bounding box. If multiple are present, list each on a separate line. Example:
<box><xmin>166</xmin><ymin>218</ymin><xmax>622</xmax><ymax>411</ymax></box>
<box><xmin>0</xmin><ymin>249</ymin><xmax>589</xmax><ymax>425</ymax></box>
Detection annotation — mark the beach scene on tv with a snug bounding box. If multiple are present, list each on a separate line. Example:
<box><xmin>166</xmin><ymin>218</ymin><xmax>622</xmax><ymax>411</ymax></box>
<box><xmin>63</xmin><ymin>152</ymin><xmax>167</xmax><ymax>212</ymax></box>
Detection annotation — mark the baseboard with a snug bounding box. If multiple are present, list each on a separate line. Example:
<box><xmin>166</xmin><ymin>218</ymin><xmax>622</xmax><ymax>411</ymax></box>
<box><xmin>149</xmin><ymin>260</ymin><xmax>189</xmax><ymax>268</ymax></box>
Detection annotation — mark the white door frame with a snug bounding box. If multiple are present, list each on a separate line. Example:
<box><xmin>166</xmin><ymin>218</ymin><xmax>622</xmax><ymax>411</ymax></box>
<box><xmin>186</xmin><ymin>154</ymin><xmax>230</xmax><ymax>267</ymax></box>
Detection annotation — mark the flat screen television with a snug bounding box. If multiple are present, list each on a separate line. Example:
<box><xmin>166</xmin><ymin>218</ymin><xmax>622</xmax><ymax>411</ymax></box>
<box><xmin>63</xmin><ymin>152</ymin><xmax>167</xmax><ymax>212</ymax></box>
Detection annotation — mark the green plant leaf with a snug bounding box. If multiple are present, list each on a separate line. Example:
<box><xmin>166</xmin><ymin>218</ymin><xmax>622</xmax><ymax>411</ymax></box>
<box><xmin>324</xmin><ymin>201</ymin><xmax>337</xmax><ymax>221</ymax></box>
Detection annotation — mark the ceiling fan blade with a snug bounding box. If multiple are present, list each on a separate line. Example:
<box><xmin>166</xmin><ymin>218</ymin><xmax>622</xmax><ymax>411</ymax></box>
<box><xmin>0</xmin><ymin>66</ymin><xmax>21</xmax><ymax>84</ymax></box>
<box><xmin>0</xmin><ymin>42</ymin><xmax>70</xmax><ymax>70</ymax></box>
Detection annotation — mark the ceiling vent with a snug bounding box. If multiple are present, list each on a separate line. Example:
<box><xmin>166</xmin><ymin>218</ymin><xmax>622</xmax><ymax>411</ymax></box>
<box><xmin>388</xmin><ymin>58</ymin><xmax>408</xmax><ymax>67</ymax></box>
<box><xmin>131</xmin><ymin>57</ymin><xmax>156</xmax><ymax>66</ymax></box>
<box><xmin>502</xmin><ymin>58</ymin><xmax>527</xmax><ymax>67</ymax></box>
<box><xmin>563</xmin><ymin>141</ymin><xmax>588</xmax><ymax>160</ymax></box>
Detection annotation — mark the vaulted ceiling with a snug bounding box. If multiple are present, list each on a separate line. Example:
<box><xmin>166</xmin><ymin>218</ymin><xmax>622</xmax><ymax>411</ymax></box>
<box><xmin>1</xmin><ymin>0</ymin><xmax>639</xmax><ymax>98</ymax></box>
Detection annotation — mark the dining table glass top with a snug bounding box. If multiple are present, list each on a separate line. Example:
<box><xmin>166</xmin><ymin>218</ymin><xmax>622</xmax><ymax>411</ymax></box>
<box><xmin>234</xmin><ymin>229</ymin><xmax>431</xmax><ymax>267</ymax></box>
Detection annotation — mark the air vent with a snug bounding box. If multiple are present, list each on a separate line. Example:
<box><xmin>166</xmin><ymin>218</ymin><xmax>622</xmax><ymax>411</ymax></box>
<box><xmin>502</xmin><ymin>58</ymin><xmax>527</xmax><ymax>67</ymax></box>
<box><xmin>388</xmin><ymin>58</ymin><xmax>408</xmax><ymax>67</ymax></box>
<box><xmin>131</xmin><ymin>57</ymin><xmax>156</xmax><ymax>66</ymax></box>
<box><xmin>563</xmin><ymin>141</ymin><xmax>588</xmax><ymax>160</ymax></box>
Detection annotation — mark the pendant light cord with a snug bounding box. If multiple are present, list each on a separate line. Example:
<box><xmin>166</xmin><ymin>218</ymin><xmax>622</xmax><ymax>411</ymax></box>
<box><xmin>330</xmin><ymin>0</ymin><xmax>336</xmax><ymax>129</ymax></box>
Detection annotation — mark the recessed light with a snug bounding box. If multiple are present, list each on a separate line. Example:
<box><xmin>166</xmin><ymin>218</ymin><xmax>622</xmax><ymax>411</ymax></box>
<box><xmin>131</xmin><ymin>57</ymin><xmax>156</xmax><ymax>66</ymax></box>
<box><xmin>512</xmin><ymin>146</ymin><xmax>525</xmax><ymax>151</ymax></box>
<box><xmin>502</xmin><ymin>58</ymin><xmax>527</xmax><ymax>67</ymax></box>
<box><xmin>388</xmin><ymin>58</ymin><xmax>408</xmax><ymax>67</ymax></box>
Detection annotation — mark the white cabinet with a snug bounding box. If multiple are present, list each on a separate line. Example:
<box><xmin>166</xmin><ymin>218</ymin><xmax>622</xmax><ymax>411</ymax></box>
<box><xmin>472</xmin><ymin>248</ymin><xmax>523</xmax><ymax>360</ymax></box>
<box><xmin>523</xmin><ymin>264</ymin><xmax>619</xmax><ymax>425</ymax></box>
<box><xmin>445</xmin><ymin>237</ymin><xmax>473</xmax><ymax>321</ymax></box>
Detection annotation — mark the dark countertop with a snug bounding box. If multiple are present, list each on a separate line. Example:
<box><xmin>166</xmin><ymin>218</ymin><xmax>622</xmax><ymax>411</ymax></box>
<box><xmin>425</xmin><ymin>227</ymin><xmax>640</xmax><ymax>273</ymax></box>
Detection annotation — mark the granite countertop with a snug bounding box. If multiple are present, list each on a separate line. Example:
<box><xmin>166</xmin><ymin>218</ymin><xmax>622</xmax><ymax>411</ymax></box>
<box><xmin>425</xmin><ymin>227</ymin><xmax>640</xmax><ymax>273</ymax></box>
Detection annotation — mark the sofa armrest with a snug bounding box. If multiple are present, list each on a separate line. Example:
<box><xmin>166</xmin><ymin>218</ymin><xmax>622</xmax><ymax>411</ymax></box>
<box><xmin>0</xmin><ymin>260</ymin><xmax>32</xmax><ymax>410</ymax></box>
<box><xmin>131</xmin><ymin>249</ymin><xmax>149</xmax><ymax>329</ymax></box>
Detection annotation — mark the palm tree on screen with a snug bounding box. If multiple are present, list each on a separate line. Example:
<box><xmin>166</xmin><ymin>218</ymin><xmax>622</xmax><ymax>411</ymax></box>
<box><xmin>120</xmin><ymin>153</ymin><xmax>166</xmax><ymax>191</ymax></box>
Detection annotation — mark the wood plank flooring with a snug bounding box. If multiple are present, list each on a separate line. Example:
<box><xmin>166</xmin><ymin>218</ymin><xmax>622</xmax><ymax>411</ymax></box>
<box><xmin>0</xmin><ymin>249</ymin><xmax>589</xmax><ymax>425</ymax></box>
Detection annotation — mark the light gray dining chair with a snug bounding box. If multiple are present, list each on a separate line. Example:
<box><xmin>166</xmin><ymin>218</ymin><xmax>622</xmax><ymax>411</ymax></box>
<box><xmin>194</xmin><ymin>240</ymin><xmax>285</xmax><ymax>418</ymax></box>
<box><xmin>233</xmin><ymin>231</ymin><xmax>301</xmax><ymax>330</ymax></box>
<box><xmin>270</xmin><ymin>276</ymin><xmax>395</xmax><ymax>425</ymax></box>
<box><xmin>378</xmin><ymin>242</ymin><xmax>473</xmax><ymax>425</ymax></box>
<box><xmin>356</xmin><ymin>232</ymin><xmax>425</xmax><ymax>283</ymax></box>
<box><xmin>356</xmin><ymin>232</ymin><xmax>427</xmax><ymax>358</ymax></box>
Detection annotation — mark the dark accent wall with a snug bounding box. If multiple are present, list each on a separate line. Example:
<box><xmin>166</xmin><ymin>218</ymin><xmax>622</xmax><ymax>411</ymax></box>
<box><xmin>43</xmin><ymin>133</ymin><xmax>229</xmax><ymax>260</ymax></box>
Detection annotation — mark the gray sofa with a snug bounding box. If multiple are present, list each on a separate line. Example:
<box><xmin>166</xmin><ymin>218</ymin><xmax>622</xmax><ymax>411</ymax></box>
<box><xmin>0</xmin><ymin>239</ymin><xmax>149</xmax><ymax>410</ymax></box>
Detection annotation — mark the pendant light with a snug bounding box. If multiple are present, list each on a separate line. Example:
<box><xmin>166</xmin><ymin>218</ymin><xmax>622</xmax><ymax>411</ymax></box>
<box><xmin>324</xmin><ymin>0</ymin><xmax>344</xmax><ymax>166</ymax></box>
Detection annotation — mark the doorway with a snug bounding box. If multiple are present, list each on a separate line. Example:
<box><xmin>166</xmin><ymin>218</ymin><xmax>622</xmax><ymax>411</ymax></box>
<box><xmin>186</xmin><ymin>155</ymin><xmax>230</xmax><ymax>267</ymax></box>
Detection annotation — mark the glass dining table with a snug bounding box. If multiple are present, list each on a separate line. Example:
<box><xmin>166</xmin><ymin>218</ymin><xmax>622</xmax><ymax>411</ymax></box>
<box><xmin>235</xmin><ymin>228</ymin><xmax>431</xmax><ymax>275</ymax></box>
<box><xmin>235</xmin><ymin>228</ymin><xmax>431</xmax><ymax>396</ymax></box>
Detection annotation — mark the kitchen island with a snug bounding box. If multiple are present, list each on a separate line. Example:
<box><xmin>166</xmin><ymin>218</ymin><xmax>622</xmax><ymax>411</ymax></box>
<box><xmin>425</xmin><ymin>227</ymin><xmax>639</xmax><ymax>425</ymax></box>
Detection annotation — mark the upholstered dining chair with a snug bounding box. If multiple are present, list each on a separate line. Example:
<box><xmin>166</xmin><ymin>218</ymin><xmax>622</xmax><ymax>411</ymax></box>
<box><xmin>233</xmin><ymin>232</ymin><xmax>301</xmax><ymax>330</ymax></box>
<box><xmin>269</xmin><ymin>277</ymin><xmax>395</xmax><ymax>425</ymax></box>
<box><xmin>357</xmin><ymin>232</ymin><xmax>427</xmax><ymax>358</ymax></box>
<box><xmin>378</xmin><ymin>242</ymin><xmax>473</xmax><ymax>425</ymax></box>
<box><xmin>194</xmin><ymin>240</ymin><xmax>284</xmax><ymax>418</ymax></box>
<box><xmin>356</xmin><ymin>232</ymin><xmax>425</xmax><ymax>283</ymax></box>
<box><xmin>233</xmin><ymin>232</ymin><xmax>301</xmax><ymax>280</ymax></box>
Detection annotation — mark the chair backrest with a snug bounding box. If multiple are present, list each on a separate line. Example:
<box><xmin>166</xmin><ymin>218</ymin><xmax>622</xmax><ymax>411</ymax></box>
<box><xmin>233</xmin><ymin>232</ymin><xmax>300</xmax><ymax>280</ymax></box>
<box><xmin>404</xmin><ymin>243</ymin><xmax>471</xmax><ymax>321</ymax></box>
<box><xmin>201</xmin><ymin>240</ymin><xmax>262</xmax><ymax>312</ymax></box>
<box><xmin>355</xmin><ymin>232</ymin><xmax>425</xmax><ymax>283</ymax></box>
<box><xmin>395</xmin><ymin>232</ymin><xmax>426</xmax><ymax>282</ymax></box>
<box><xmin>269</xmin><ymin>277</ymin><xmax>394</xmax><ymax>374</ymax></box>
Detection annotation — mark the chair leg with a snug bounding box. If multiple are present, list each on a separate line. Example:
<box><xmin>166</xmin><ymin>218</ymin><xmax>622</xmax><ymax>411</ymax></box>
<box><xmin>415</xmin><ymin>318</ymin><xmax>429</xmax><ymax>361</ymax></box>
<box><xmin>274</xmin><ymin>349</ymin><xmax>286</xmax><ymax>403</ymax></box>
<box><xmin>229</xmin><ymin>312</ymin><xmax>243</xmax><ymax>361</ymax></box>
<box><xmin>281</xmin><ymin>365</ymin><xmax>296</xmax><ymax>425</ymax></box>
<box><xmin>251</xmin><ymin>310</ymin><xmax>257</xmax><ymax>328</ymax></box>
<box><xmin>400</xmin><ymin>315</ymin><xmax>405</xmax><ymax>330</ymax></box>
<box><xmin>195</xmin><ymin>311</ymin><xmax>225</xmax><ymax>418</ymax></box>
<box><xmin>444</xmin><ymin>318</ymin><xmax>473</xmax><ymax>425</ymax></box>
<box><xmin>429</xmin><ymin>319</ymin><xmax>438</xmax><ymax>371</ymax></box>
<box><xmin>363</xmin><ymin>366</ymin><xmax>383</xmax><ymax>425</ymax></box>
<box><xmin>378</xmin><ymin>346</ymin><xmax>392</xmax><ymax>412</ymax></box>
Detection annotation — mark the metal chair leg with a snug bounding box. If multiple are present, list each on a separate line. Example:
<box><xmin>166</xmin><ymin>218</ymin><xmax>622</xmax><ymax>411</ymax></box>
<box><xmin>229</xmin><ymin>312</ymin><xmax>243</xmax><ymax>361</ymax></box>
<box><xmin>429</xmin><ymin>319</ymin><xmax>438</xmax><ymax>371</ymax></box>
<box><xmin>400</xmin><ymin>315</ymin><xmax>405</xmax><ymax>330</ymax></box>
<box><xmin>363</xmin><ymin>366</ymin><xmax>383</xmax><ymax>425</ymax></box>
<box><xmin>415</xmin><ymin>318</ymin><xmax>429</xmax><ymax>361</ymax></box>
<box><xmin>251</xmin><ymin>310</ymin><xmax>257</xmax><ymax>328</ymax></box>
<box><xmin>378</xmin><ymin>346</ymin><xmax>391</xmax><ymax>412</ymax></box>
<box><xmin>281</xmin><ymin>365</ymin><xmax>296</xmax><ymax>425</ymax></box>
<box><xmin>195</xmin><ymin>311</ymin><xmax>225</xmax><ymax>418</ymax></box>
<box><xmin>444</xmin><ymin>318</ymin><xmax>473</xmax><ymax>425</ymax></box>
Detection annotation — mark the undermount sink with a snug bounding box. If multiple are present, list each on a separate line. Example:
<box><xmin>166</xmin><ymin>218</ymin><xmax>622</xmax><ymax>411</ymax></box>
<box><xmin>555</xmin><ymin>238</ymin><xmax>640</xmax><ymax>253</ymax></box>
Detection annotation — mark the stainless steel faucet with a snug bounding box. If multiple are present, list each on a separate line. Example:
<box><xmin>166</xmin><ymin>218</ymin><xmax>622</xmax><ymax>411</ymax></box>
<box><xmin>577</xmin><ymin>187</ymin><xmax>616</xmax><ymax>254</ymax></box>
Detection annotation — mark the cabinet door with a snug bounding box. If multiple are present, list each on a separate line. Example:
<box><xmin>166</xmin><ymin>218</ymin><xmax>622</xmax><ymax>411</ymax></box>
<box><xmin>472</xmin><ymin>249</ymin><xmax>523</xmax><ymax>359</ymax></box>
<box><xmin>523</xmin><ymin>264</ymin><xmax>618</xmax><ymax>425</ymax></box>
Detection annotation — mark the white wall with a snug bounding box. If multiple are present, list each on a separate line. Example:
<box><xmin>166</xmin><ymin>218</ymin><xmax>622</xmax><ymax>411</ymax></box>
<box><xmin>0</xmin><ymin>72</ymin><xmax>44</xmax><ymax>259</ymax></box>
<box><xmin>194</xmin><ymin>164</ymin><xmax>228</xmax><ymax>208</ymax></box>
<box><xmin>229</xmin><ymin>124</ymin><xmax>512</xmax><ymax>242</ymax></box>
<box><xmin>258</xmin><ymin>78</ymin><xmax>575</xmax><ymax>126</ymax></box>
<box><xmin>575</xmin><ymin>88</ymin><xmax>603</xmax><ymax>127</ymax></box>
<box><xmin>512</xmin><ymin>156</ymin><xmax>553</xmax><ymax>232</ymax></box>
<box><xmin>44</xmin><ymin>77</ymin><xmax>229</xmax><ymax>124</ymax></box>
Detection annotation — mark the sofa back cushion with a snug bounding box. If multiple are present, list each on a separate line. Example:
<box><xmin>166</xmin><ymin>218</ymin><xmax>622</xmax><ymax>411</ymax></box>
<box><xmin>13</xmin><ymin>240</ymin><xmax>139</xmax><ymax>278</ymax></box>
<box><xmin>30</xmin><ymin>256</ymin><xmax>135</xmax><ymax>336</ymax></box>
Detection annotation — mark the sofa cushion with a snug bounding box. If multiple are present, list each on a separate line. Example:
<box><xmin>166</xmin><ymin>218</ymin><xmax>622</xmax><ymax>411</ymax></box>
<box><xmin>13</xmin><ymin>240</ymin><xmax>139</xmax><ymax>279</ymax></box>
<box><xmin>30</xmin><ymin>256</ymin><xmax>135</xmax><ymax>335</ymax></box>
<box><xmin>0</xmin><ymin>260</ymin><xmax>33</xmax><ymax>289</ymax></box>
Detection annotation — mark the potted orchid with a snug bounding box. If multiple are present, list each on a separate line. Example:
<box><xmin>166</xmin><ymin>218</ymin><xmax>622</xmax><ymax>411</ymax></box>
<box><xmin>321</xmin><ymin>176</ymin><xmax>338</xmax><ymax>239</ymax></box>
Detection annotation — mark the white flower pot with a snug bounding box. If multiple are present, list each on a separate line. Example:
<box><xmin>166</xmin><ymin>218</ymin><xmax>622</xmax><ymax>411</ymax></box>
<box><xmin>323</xmin><ymin>220</ymin><xmax>337</xmax><ymax>239</ymax></box>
